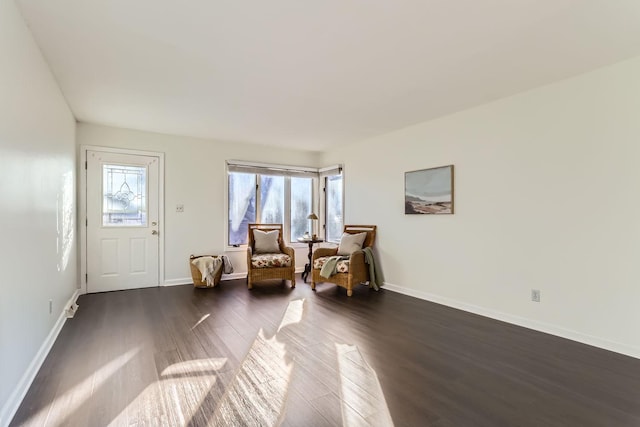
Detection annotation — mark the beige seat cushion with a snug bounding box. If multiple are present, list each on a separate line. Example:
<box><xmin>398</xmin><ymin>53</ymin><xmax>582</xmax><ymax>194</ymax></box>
<box><xmin>251</xmin><ymin>253</ymin><xmax>292</xmax><ymax>268</ymax></box>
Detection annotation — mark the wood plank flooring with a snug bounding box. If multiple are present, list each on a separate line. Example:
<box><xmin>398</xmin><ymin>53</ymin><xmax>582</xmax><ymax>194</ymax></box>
<box><xmin>10</xmin><ymin>277</ymin><xmax>640</xmax><ymax>426</ymax></box>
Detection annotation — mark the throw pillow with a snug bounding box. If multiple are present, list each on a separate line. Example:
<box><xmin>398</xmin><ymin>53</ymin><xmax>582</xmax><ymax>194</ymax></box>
<box><xmin>337</xmin><ymin>232</ymin><xmax>367</xmax><ymax>256</ymax></box>
<box><xmin>253</xmin><ymin>229</ymin><xmax>281</xmax><ymax>254</ymax></box>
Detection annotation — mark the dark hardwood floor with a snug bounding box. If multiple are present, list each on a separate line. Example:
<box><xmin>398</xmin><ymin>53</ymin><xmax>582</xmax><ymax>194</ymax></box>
<box><xmin>10</xmin><ymin>277</ymin><xmax>640</xmax><ymax>426</ymax></box>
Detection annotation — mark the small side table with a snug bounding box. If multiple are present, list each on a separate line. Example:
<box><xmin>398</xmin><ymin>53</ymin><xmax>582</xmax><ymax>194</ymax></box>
<box><xmin>297</xmin><ymin>237</ymin><xmax>324</xmax><ymax>283</ymax></box>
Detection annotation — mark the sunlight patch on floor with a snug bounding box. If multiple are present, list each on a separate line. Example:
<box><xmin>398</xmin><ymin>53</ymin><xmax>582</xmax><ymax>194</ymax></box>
<box><xmin>35</xmin><ymin>347</ymin><xmax>140</xmax><ymax>427</ymax></box>
<box><xmin>207</xmin><ymin>299</ymin><xmax>306</xmax><ymax>425</ymax></box>
<box><xmin>209</xmin><ymin>329</ymin><xmax>292</xmax><ymax>425</ymax></box>
<box><xmin>160</xmin><ymin>357</ymin><xmax>227</xmax><ymax>377</ymax></box>
<box><xmin>277</xmin><ymin>298</ymin><xmax>304</xmax><ymax>332</ymax></box>
<box><xmin>117</xmin><ymin>356</ymin><xmax>228</xmax><ymax>425</ymax></box>
<box><xmin>191</xmin><ymin>313</ymin><xmax>211</xmax><ymax>331</ymax></box>
<box><xmin>336</xmin><ymin>343</ymin><xmax>395</xmax><ymax>427</ymax></box>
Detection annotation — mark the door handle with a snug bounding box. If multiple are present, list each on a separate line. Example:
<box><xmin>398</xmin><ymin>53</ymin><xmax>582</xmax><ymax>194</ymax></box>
<box><xmin>152</xmin><ymin>230</ymin><xmax>158</xmax><ymax>235</ymax></box>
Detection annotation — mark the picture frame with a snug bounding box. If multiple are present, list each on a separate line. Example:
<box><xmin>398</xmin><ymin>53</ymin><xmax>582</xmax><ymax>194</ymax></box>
<box><xmin>404</xmin><ymin>165</ymin><xmax>454</xmax><ymax>214</ymax></box>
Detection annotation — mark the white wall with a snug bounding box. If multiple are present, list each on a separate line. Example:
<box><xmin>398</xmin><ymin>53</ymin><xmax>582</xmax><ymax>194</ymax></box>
<box><xmin>322</xmin><ymin>56</ymin><xmax>640</xmax><ymax>358</ymax></box>
<box><xmin>0</xmin><ymin>0</ymin><xmax>78</xmax><ymax>424</ymax></box>
<box><xmin>76</xmin><ymin>123</ymin><xmax>321</xmax><ymax>284</ymax></box>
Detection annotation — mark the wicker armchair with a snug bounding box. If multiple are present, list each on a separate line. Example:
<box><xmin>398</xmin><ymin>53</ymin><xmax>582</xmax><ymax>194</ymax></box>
<box><xmin>246</xmin><ymin>223</ymin><xmax>296</xmax><ymax>289</ymax></box>
<box><xmin>311</xmin><ymin>225</ymin><xmax>377</xmax><ymax>296</ymax></box>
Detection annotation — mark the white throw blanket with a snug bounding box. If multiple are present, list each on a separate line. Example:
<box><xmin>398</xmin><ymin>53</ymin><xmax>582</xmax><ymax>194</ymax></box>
<box><xmin>191</xmin><ymin>256</ymin><xmax>223</xmax><ymax>287</ymax></box>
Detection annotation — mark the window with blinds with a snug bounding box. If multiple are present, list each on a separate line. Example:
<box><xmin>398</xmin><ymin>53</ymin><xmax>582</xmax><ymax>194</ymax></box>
<box><xmin>226</xmin><ymin>161</ymin><xmax>342</xmax><ymax>247</ymax></box>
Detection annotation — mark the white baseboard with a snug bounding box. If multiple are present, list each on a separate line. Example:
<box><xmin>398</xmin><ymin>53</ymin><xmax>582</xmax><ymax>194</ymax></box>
<box><xmin>0</xmin><ymin>289</ymin><xmax>80</xmax><ymax>427</ymax></box>
<box><xmin>221</xmin><ymin>272</ymin><xmax>247</xmax><ymax>281</ymax></box>
<box><xmin>164</xmin><ymin>270</ymin><xmax>308</xmax><ymax>287</ymax></box>
<box><xmin>163</xmin><ymin>273</ymin><xmax>248</xmax><ymax>287</ymax></box>
<box><xmin>162</xmin><ymin>277</ymin><xmax>192</xmax><ymax>286</ymax></box>
<box><xmin>383</xmin><ymin>282</ymin><xmax>640</xmax><ymax>360</ymax></box>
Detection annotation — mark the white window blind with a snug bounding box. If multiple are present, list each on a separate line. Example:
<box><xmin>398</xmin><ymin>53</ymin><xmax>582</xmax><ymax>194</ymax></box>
<box><xmin>227</xmin><ymin>160</ymin><xmax>318</xmax><ymax>178</ymax></box>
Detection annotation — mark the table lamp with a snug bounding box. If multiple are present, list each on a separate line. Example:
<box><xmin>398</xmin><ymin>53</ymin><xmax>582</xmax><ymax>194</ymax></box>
<box><xmin>307</xmin><ymin>213</ymin><xmax>318</xmax><ymax>239</ymax></box>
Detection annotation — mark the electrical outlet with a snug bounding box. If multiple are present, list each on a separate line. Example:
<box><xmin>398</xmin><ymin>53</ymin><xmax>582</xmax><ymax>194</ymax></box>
<box><xmin>176</xmin><ymin>204</ymin><xmax>184</xmax><ymax>213</ymax></box>
<box><xmin>531</xmin><ymin>289</ymin><xmax>541</xmax><ymax>302</ymax></box>
<box><xmin>49</xmin><ymin>299</ymin><xmax>53</xmax><ymax>314</ymax></box>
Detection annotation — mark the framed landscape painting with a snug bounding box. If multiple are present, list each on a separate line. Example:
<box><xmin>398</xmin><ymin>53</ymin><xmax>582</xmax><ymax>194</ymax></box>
<box><xmin>405</xmin><ymin>165</ymin><xmax>454</xmax><ymax>214</ymax></box>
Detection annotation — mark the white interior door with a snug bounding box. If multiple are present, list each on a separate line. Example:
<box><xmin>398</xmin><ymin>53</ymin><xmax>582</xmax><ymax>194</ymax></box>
<box><xmin>86</xmin><ymin>150</ymin><xmax>160</xmax><ymax>292</ymax></box>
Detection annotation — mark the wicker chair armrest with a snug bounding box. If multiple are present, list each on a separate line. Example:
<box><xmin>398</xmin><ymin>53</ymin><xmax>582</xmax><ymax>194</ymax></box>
<box><xmin>282</xmin><ymin>246</ymin><xmax>295</xmax><ymax>257</ymax></box>
<box><xmin>247</xmin><ymin>247</ymin><xmax>253</xmax><ymax>267</ymax></box>
<box><xmin>349</xmin><ymin>250</ymin><xmax>368</xmax><ymax>281</ymax></box>
<box><xmin>313</xmin><ymin>247</ymin><xmax>338</xmax><ymax>262</ymax></box>
<box><xmin>282</xmin><ymin>245</ymin><xmax>295</xmax><ymax>268</ymax></box>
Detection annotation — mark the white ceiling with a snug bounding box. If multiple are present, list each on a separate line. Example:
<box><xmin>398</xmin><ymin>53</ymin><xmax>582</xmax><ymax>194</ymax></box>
<box><xmin>17</xmin><ymin>0</ymin><xmax>640</xmax><ymax>151</ymax></box>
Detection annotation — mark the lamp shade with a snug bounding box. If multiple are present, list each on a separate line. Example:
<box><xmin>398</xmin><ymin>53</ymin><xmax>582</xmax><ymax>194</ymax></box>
<box><xmin>307</xmin><ymin>213</ymin><xmax>318</xmax><ymax>220</ymax></box>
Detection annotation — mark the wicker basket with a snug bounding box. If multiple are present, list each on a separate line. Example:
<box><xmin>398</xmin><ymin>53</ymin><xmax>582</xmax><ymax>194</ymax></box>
<box><xmin>190</xmin><ymin>254</ymin><xmax>223</xmax><ymax>288</ymax></box>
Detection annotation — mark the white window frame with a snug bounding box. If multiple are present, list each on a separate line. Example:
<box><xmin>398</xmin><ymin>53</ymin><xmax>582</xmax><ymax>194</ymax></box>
<box><xmin>319</xmin><ymin>165</ymin><xmax>344</xmax><ymax>243</ymax></box>
<box><xmin>226</xmin><ymin>161</ymin><xmax>341</xmax><ymax>250</ymax></box>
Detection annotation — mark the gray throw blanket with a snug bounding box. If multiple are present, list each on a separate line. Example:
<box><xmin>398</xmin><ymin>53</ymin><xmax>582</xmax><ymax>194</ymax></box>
<box><xmin>363</xmin><ymin>247</ymin><xmax>384</xmax><ymax>290</ymax></box>
<box><xmin>221</xmin><ymin>255</ymin><xmax>234</xmax><ymax>274</ymax></box>
<box><xmin>320</xmin><ymin>255</ymin><xmax>349</xmax><ymax>278</ymax></box>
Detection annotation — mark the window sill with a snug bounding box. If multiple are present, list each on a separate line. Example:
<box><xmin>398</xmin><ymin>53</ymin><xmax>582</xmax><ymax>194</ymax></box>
<box><xmin>226</xmin><ymin>243</ymin><xmax>312</xmax><ymax>251</ymax></box>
